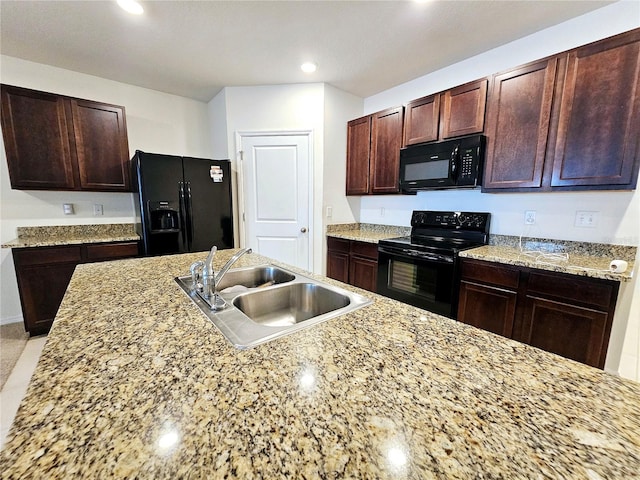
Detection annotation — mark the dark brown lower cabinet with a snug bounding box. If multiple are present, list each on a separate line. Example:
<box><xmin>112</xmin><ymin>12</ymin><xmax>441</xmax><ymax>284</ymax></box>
<box><xmin>327</xmin><ymin>237</ymin><xmax>378</xmax><ymax>292</ymax></box>
<box><xmin>12</xmin><ymin>242</ymin><xmax>139</xmax><ymax>335</ymax></box>
<box><xmin>457</xmin><ymin>282</ymin><xmax>518</xmax><ymax>338</ymax></box>
<box><xmin>458</xmin><ymin>258</ymin><xmax>619</xmax><ymax>369</ymax></box>
<box><xmin>326</xmin><ymin>237</ymin><xmax>350</xmax><ymax>284</ymax></box>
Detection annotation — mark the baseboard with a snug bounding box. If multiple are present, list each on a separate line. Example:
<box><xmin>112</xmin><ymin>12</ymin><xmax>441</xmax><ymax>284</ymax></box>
<box><xmin>0</xmin><ymin>315</ymin><xmax>23</xmax><ymax>326</ymax></box>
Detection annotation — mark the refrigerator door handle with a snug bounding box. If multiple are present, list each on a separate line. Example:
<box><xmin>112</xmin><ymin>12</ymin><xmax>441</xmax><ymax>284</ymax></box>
<box><xmin>186</xmin><ymin>181</ymin><xmax>195</xmax><ymax>250</ymax></box>
<box><xmin>178</xmin><ymin>181</ymin><xmax>188</xmax><ymax>247</ymax></box>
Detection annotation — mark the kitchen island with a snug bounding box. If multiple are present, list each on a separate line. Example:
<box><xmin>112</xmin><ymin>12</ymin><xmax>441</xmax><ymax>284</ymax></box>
<box><xmin>1</xmin><ymin>249</ymin><xmax>639</xmax><ymax>478</ymax></box>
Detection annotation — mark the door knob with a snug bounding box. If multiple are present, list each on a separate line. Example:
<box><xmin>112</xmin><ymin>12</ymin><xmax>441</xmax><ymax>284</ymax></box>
<box><xmin>300</xmin><ymin>227</ymin><xmax>307</xmax><ymax>233</ymax></box>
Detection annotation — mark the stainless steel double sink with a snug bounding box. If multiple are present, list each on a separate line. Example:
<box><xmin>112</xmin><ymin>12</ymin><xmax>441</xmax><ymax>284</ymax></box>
<box><xmin>175</xmin><ymin>264</ymin><xmax>372</xmax><ymax>349</ymax></box>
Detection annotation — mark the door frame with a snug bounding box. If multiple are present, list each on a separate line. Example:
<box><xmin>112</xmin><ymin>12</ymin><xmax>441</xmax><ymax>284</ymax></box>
<box><xmin>235</xmin><ymin>130</ymin><xmax>314</xmax><ymax>271</ymax></box>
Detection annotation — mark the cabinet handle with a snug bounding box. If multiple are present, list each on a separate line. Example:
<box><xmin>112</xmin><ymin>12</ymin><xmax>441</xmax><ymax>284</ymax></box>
<box><xmin>301</xmin><ymin>227</ymin><xmax>307</xmax><ymax>233</ymax></box>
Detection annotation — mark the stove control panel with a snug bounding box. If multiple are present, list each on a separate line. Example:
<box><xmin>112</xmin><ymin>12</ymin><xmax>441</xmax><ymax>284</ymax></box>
<box><xmin>411</xmin><ymin>210</ymin><xmax>490</xmax><ymax>232</ymax></box>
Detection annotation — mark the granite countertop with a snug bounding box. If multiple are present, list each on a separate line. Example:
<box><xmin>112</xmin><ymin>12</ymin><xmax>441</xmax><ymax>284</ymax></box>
<box><xmin>461</xmin><ymin>235</ymin><xmax>637</xmax><ymax>282</ymax></box>
<box><xmin>326</xmin><ymin>223</ymin><xmax>410</xmax><ymax>243</ymax></box>
<box><xmin>1</xmin><ymin>249</ymin><xmax>639</xmax><ymax>478</ymax></box>
<box><xmin>1</xmin><ymin>224</ymin><xmax>140</xmax><ymax>248</ymax></box>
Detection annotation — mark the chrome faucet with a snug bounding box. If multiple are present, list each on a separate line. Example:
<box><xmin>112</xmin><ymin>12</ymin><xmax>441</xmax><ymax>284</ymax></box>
<box><xmin>214</xmin><ymin>247</ymin><xmax>252</xmax><ymax>290</ymax></box>
<box><xmin>190</xmin><ymin>246</ymin><xmax>252</xmax><ymax>311</ymax></box>
<box><xmin>201</xmin><ymin>246</ymin><xmax>218</xmax><ymax>300</ymax></box>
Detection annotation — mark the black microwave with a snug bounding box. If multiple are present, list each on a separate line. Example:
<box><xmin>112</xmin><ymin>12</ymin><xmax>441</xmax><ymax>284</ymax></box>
<box><xmin>399</xmin><ymin>134</ymin><xmax>485</xmax><ymax>192</ymax></box>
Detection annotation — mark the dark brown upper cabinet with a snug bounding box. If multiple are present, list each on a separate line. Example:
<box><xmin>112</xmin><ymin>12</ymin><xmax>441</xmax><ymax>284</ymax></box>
<box><xmin>346</xmin><ymin>106</ymin><xmax>403</xmax><ymax>195</ymax></box>
<box><xmin>403</xmin><ymin>94</ymin><xmax>440</xmax><ymax>145</ymax></box>
<box><xmin>1</xmin><ymin>84</ymin><xmax>131</xmax><ymax>192</ymax></box>
<box><xmin>551</xmin><ymin>30</ymin><xmax>640</xmax><ymax>188</ymax></box>
<box><xmin>483</xmin><ymin>28</ymin><xmax>640</xmax><ymax>192</ymax></box>
<box><xmin>370</xmin><ymin>106</ymin><xmax>403</xmax><ymax>194</ymax></box>
<box><xmin>402</xmin><ymin>79</ymin><xmax>488</xmax><ymax>147</ymax></box>
<box><xmin>440</xmin><ymin>79</ymin><xmax>488</xmax><ymax>139</ymax></box>
<box><xmin>346</xmin><ymin>115</ymin><xmax>371</xmax><ymax>195</ymax></box>
<box><xmin>483</xmin><ymin>58</ymin><xmax>558</xmax><ymax>189</ymax></box>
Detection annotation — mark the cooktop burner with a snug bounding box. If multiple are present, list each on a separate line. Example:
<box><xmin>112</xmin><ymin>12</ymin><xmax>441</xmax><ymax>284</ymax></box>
<box><xmin>378</xmin><ymin>210</ymin><xmax>491</xmax><ymax>255</ymax></box>
<box><xmin>381</xmin><ymin>235</ymin><xmax>486</xmax><ymax>254</ymax></box>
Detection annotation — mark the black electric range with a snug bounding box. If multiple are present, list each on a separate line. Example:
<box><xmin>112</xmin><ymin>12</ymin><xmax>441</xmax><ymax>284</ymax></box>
<box><xmin>377</xmin><ymin>210</ymin><xmax>491</xmax><ymax>318</ymax></box>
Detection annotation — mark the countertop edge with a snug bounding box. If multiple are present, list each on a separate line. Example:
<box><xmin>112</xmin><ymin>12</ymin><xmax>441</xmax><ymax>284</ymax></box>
<box><xmin>461</xmin><ymin>246</ymin><xmax>634</xmax><ymax>282</ymax></box>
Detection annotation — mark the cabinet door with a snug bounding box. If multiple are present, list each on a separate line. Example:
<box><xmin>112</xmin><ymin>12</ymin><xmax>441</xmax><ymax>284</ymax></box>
<box><xmin>12</xmin><ymin>246</ymin><xmax>82</xmax><ymax>335</ymax></box>
<box><xmin>551</xmin><ymin>29</ymin><xmax>640</xmax><ymax>188</ymax></box>
<box><xmin>483</xmin><ymin>59</ymin><xmax>558</xmax><ymax>189</ymax></box>
<box><xmin>346</xmin><ymin>116</ymin><xmax>371</xmax><ymax>195</ymax></box>
<box><xmin>327</xmin><ymin>251</ymin><xmax>349</xmax><ymax>283</ymax></box>
<box><xmin>71</xmin><ymin>99</ymin><xmax>131</xmax><ymax>191</ymax></box>
<box><xmin>0</xmin><ymin>85</ymin><xmax>77</xmax><ymax>189</ymax></box>
<box><xmin>403</xmin><ymin>94</ymin><xmax>440</xmax><ymax>146</ymax></box>
<box><xmin>370</xmin><ymin>106</ymin><xmax>403</xmax><ymax>194</ymax></box>
<box><xmin>518</xmin><ymin>296</ymin><xmax>609</xmax><ymax>368</ymax></box>
<box><xmin>440</xmin><ymin>79</ymin><xmax>488</xmax><ymax>139</ymax></box>
<box><xmin>457</xmin><ymin>281</ymin><xmax>517</xmax><ymax>337</ymax></box>
<box><xmin>349</xmin><ymin>256</ymin><xmax>378</xmax><ymax>292</ymax></box>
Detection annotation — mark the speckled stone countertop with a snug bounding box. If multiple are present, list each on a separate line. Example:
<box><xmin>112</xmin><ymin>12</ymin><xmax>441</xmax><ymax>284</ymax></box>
<box><xmin>326</xmin><ymin>223</ymin><xmax>410</xmax><ymax>243</ymax></box>
<box><xmin>1</xmin><ymin>224</ymin><xmax>140</xmax><ymax>248</ymax></box>
<box><xmin>2</xmin><ymin>249</ymin><xmax>639</xmax><ymax>478</ymax></box>
<box><xmin>461</xmin><ymin>235</ymin><xmax>637</xmax><ymax>282</ymax></box>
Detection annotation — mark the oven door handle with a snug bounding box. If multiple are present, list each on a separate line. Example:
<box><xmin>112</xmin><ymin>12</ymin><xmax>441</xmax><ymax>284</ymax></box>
<box><xmin>378</xmin><ymin>246</ymin><xmax>454</xmax><ymax>264</ymax></box>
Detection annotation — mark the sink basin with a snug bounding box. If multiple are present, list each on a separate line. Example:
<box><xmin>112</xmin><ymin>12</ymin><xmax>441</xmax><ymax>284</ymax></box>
<box><xmin>233</xmin><ymin>283</ymin><xmax>350</xmax><ymax>327</ymax></box>
<box><xmin>175</xmin><ymin>264</ymin><xmax>371</xmax><ymax>349</ymax></box>
<box><xmin>216</xmin><ymin>265</ymin><xmax>295</xmax><ymax>291</ymax></box>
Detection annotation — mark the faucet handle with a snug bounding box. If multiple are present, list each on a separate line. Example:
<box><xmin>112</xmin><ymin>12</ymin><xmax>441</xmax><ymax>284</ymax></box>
<box><xmin>190</xmin><ymin>260</ymin><xmax>205</xmax><ymax>291</ymax></box>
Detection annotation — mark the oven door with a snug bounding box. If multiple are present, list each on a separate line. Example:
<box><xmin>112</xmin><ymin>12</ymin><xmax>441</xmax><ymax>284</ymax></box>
<box><xmin>377</xmin><ymin>245</ymin><xmax>457</xmax><ymax>318</ymax></box>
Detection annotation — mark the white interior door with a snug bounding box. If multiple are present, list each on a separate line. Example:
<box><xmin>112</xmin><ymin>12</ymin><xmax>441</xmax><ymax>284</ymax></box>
<box><xmin>239</xmin><ymin>132</ymin><xmax>311</xmax><ymax>270</ymax></box>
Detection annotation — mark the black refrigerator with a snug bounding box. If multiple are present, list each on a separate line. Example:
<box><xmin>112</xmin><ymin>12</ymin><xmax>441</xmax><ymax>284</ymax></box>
<box><xmin>132</xmin><ymin>150</ymin><xmax>234</xmax><ymax>256</ymax></box>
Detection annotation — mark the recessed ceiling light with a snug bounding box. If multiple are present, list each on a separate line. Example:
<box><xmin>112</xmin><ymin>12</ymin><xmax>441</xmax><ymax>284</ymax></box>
<box><xmin>301</xmin><ymin>62</ymin><xmax>317</xmax><ymax>74</ymax></box>
<box><xmin>117</xmin><ymin>0</ymin><xmax>144</xmax><ymax>15</ymax></box>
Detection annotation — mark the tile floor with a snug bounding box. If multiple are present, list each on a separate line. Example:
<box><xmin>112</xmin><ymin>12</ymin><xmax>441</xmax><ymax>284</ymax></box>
<box><xmin>0</xmin><ymin>335</ymin><xmax>47</xmax><ymax>450</ymax></box>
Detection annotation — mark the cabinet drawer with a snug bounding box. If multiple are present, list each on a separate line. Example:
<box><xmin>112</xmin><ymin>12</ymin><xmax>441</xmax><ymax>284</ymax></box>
<box><xmin>350</xmin><ymin>240</ymin><xmax>378</xmax><ymax>260</ymax></box>
<box><xmin>13</xmin><ymin>245</ymin><xmax>82</xmax><ymax>266</ymax></box>
<box><xmin>85</xmin><ymin>242</ymin><xmax>139</xmax><ymax>262</ymax></box>
<box><xmin>327</xmin><ymin>237</ymin><xmax>350</xmax><ymax>253</ymax></box>
<box><xmin>460</xmin><ymin>259</ymin><xmax>519</xmax><ymax>289</ymax></box>
<box><xmin>526</xmin><ymin>271</ymin><xmax>617</xmax><ymax>310</ymax></box>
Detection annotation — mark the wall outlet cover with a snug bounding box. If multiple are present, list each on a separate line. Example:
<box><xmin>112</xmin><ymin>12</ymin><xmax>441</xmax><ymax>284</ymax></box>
<box><xmin>524</xmin><ymin>210</ymin><xmax>536</xmax><ymax>225</ymax></box>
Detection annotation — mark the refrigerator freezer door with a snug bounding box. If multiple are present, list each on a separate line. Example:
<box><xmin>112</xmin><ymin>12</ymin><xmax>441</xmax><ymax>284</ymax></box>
<box><xmin>135</xmin><ymin>151</ymin><xmax>187</xmax><ymax>255</ymax></box>
<box><xmin>182</xmin><ymin>157</ymin><xmax>234</xmax><ymax>253</ymax></box>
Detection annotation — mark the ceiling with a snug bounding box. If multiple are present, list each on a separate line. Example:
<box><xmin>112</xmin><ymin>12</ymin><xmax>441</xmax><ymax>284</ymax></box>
<box><xmin>0</xmin><ymin>0</ymin><xmax>615</xmax><ymax>102</ymax></box>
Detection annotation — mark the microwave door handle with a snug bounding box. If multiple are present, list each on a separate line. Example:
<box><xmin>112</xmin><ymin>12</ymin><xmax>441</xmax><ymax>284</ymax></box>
<box><xmin>450</xmin><ymin>146</ymin><xmax>460</xmax><ymax>179</ymax></box>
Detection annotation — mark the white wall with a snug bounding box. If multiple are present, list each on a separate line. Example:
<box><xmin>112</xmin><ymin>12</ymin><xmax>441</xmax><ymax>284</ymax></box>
<box><xmin>0</xmin><ymin>55</ymin><xmax>212</xmax><ymax>324</ymax></box>
<box><xmin>321</xmin><ymin>85</ymin><xmax>363</xmax><ymax>274</ymax></box>
<box><xmin>322</xmin><ymin>84</ymin><xmax>363</xmax><ymax>227</ymax></box>
<box><xmin>211</xmin><ymin>84</ymin><xmax>326</xmax><ymax>272</ymax></box>
<box><xmin>360</xmin><ymin>1</ymin><xmax>640</xmax><ymax>380</ymax></box>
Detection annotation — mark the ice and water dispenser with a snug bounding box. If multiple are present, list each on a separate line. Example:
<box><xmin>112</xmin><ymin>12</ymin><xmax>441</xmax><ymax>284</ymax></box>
<box><xmin>148</xmin><ymin>201</ymin><xmax>179</xmax><ymax>232</ymax></box>
<box><xmin>147</xmin><ymin>201</ymin><xmax>180</xmax><ymax>254</ymax></box>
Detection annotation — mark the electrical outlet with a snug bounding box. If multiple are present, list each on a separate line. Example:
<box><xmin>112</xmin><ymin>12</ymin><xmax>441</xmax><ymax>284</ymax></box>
<box><xmin>575</xmin><ymin>211</ymin><xmax>598</xmax><ymax>228</ymax></box>
<box><xmin>63</xmin><ymin>203</ymin><xmax>74</xmax><ymax>215</ymax></box>
<box><xmin>380</xmin><ymin>207</ymin><xmax>385</xmax><ymax>217</ymax></box>
<box><xmin>524</xmin><ymin>210</ymin><xmax>536</xmax><ymax>225</ymax></box>
<box><xmin>93</xmin><ymin>204</ymin><xmax>104</xmax><ymax>216</ymax></box>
